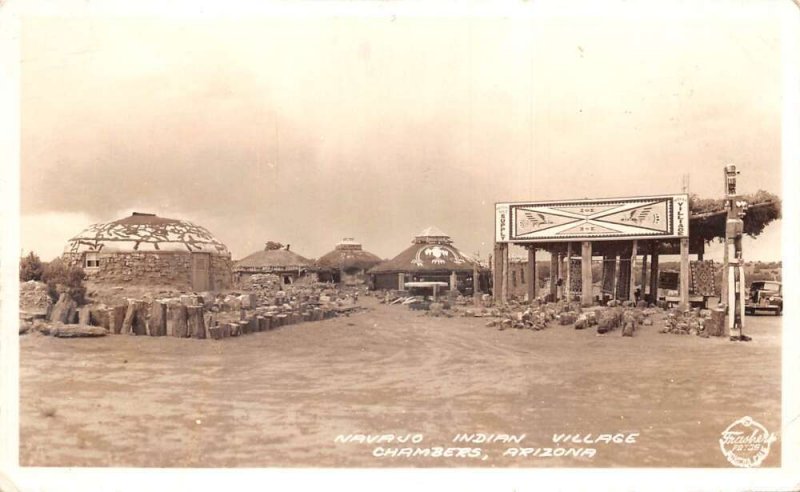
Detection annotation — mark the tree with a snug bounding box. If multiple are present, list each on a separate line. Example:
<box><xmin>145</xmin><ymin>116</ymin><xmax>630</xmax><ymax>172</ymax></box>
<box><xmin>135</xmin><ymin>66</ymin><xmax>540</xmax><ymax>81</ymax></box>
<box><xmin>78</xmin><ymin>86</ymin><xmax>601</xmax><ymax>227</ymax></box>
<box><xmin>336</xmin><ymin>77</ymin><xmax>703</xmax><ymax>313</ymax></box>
<box><xmin>42</xmin><ymin>258</ymin><xmax>87</xmax><ymax>305</ymax></box>
<box><xmin>19</xmin><ymin>252</ymin><xmax>44</xmax><ymax>281</ymax></box>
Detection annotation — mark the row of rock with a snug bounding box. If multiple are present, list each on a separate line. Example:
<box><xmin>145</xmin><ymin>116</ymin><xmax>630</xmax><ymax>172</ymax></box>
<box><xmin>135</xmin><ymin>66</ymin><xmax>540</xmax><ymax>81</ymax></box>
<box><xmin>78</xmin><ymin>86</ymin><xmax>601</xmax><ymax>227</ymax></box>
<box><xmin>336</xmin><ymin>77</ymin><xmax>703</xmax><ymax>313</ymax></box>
<box><xmin>659</xmin><ymin>308</ymin><xmax>725</xmax><ymax>337</ymax></box>
<box><xmin>479</xmin><ymin>300</ymin><xmax>659</xmax><ymax>337</ymax></box>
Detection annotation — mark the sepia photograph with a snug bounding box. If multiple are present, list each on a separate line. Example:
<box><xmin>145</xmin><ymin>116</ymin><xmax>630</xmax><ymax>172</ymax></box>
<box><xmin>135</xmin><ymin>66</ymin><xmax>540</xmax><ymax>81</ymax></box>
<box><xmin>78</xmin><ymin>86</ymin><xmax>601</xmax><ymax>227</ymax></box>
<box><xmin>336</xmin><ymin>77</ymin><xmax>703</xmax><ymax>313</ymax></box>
<box><xmin>1</xmin><ymin>0</ymin><xmax>799</xmax><ymax>491</ymax></box>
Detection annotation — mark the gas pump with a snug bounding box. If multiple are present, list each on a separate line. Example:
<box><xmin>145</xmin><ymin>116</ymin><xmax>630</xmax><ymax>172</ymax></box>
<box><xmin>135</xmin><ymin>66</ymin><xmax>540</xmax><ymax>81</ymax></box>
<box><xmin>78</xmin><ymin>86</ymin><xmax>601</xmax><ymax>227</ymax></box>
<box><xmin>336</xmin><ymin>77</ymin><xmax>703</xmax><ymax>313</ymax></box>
<box><xmin>724</xmin><ymin>165</ymin><xmax>750</xmax><ymax>342</ymax></box>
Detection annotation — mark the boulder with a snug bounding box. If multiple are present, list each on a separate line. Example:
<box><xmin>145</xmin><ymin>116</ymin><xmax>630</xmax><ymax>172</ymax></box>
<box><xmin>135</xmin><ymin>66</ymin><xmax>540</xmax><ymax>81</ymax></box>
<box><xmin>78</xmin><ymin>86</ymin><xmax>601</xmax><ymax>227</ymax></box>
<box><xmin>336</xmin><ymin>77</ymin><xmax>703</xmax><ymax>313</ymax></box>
<box><xmin>559</xmin><ymin>312</ymin><xmax>578</xmax><ymax>325</ymax></box>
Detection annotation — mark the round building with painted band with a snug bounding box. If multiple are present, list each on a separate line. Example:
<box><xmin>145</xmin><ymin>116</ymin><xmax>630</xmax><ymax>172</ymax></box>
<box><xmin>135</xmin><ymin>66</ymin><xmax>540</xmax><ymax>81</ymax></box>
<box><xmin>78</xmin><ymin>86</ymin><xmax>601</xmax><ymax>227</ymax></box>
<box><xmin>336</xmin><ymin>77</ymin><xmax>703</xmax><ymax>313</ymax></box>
<box><xmin>63</xmin><ymin>212</ymin><xmax>233</xmax><ymax>291</ymax></box>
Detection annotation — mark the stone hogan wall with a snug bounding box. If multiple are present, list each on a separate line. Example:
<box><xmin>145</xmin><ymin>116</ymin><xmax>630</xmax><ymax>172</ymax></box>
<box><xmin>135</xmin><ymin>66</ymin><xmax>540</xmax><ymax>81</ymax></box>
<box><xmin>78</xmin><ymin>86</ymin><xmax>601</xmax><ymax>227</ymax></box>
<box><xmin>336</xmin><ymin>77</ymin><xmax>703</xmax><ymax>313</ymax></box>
<box><xmin>63</xmin><ymin>252</ymin><xmax>233</xmax><ymax>290</ymax></box>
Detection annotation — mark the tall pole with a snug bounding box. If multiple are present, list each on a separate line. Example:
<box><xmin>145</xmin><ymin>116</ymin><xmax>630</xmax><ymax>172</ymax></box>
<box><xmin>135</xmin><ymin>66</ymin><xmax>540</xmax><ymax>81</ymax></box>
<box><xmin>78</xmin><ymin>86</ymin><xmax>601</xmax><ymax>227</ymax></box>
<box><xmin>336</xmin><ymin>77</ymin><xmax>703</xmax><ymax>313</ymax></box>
<box><xmin>501</xmin><ymin>243</ymin><xmax>509</xmax><ymax>305</ymax></box>
<box><xmin>565</xmin><ymin>242</ymin><xmax>573</xmax><ymax>302</ymax></box>
<box><xmin>581</xmin><ymin>241</ymin><xmax>593</xmax><ymax>306</ymax></box>
<box><xmin>629</xmin><ymin>240</ymin><xmax>638</xmax><ymax>303</ymax></box>
<box><xmin>679</xmin><ymin>175</ymin><xmax>690</xmax><ymax>311</ymax></box>
<box><xmin>527</xmin><ymin>246</ymin><xmax>536</xmax><ymax>304</ymax></box>
<box><xmin>724</xmin><ymin>165</ymin><xmax>749</xmax><ymax>341</ymax></box>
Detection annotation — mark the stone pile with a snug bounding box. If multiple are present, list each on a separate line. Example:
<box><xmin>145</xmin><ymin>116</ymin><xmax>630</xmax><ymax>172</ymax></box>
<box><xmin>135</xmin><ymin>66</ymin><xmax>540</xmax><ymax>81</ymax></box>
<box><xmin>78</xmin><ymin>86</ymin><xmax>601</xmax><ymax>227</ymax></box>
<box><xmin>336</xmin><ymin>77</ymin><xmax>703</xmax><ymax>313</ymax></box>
<box><xmin>483</xmin><ymin>300</ymin><xmax>581</xmax><ymax>331</ymax></box>
<box><xmin>19</xmin><ymin>281</ymin><xmax>51</xmax><ymax>315</ymax></box>
<box><xmin>659</xmin><ymin>308</ymin><xmax>724</xmax><ymax>337</ymax></box>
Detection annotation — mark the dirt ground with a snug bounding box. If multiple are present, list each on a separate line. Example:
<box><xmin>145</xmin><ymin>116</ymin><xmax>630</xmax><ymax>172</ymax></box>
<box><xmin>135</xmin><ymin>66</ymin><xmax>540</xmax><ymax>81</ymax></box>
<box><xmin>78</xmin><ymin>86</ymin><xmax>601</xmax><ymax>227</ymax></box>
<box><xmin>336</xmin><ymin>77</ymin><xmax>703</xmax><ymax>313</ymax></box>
<box><xmin>20</xmin><ymin>297</ymin><xmax>781</xmax><ymax>468</ymax></box>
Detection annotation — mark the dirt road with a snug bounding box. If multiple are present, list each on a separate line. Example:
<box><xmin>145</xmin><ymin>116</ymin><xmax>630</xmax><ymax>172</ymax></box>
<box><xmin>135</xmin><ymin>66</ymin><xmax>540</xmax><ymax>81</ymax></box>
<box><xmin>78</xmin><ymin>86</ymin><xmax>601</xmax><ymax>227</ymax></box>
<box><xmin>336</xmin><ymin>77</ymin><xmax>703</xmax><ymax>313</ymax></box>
<box><xmin>20</xmin><ymin>298</ymin><xmax>781</xmax><ymax>467</ymax></box>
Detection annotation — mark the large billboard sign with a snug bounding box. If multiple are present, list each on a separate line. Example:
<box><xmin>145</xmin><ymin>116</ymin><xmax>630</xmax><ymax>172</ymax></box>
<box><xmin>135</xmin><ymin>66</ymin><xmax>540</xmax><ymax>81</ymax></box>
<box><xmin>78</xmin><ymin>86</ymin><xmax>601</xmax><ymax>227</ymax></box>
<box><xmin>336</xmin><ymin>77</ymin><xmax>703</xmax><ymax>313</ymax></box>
<box><xmin>495</xmin><ymin>194</ymin><xmax>689</xmax><ymax>243</ymax></box>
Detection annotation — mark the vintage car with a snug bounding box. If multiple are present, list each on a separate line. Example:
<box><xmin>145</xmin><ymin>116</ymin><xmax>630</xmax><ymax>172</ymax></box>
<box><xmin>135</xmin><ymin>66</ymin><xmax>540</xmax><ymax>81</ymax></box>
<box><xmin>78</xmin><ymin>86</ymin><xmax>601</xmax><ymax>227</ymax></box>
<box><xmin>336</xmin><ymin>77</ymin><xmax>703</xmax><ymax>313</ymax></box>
<box><xmin>745</xmin><ymin>281</ymin><xmax>782</xmax><ymax>315</ymax></box>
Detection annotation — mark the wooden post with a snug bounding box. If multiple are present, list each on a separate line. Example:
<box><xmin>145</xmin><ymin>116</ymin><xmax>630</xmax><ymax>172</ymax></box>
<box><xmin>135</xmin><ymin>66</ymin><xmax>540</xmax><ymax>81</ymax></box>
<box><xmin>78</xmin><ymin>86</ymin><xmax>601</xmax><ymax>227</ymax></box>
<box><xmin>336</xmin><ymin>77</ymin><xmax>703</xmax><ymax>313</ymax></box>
<box><xmin>398</xmin><ymin>272</ymin><xmax>405</xmax><ymax>291</ymax></box>
<box><xmin>473</xmin><ymin>262</ymin><xmax>479</xmax><ymax>300</ymax></box>
<box><xmin>679</xmin><ymin>237</ymin><xmax>690</xmax><ymax>311</ymax></box>
<box><xmin>492</xmin><ymin>243</ymin><xmax>502</xmax><ymax>302</ymax></box>
<box><xmin>613</xmin><ymin>255</ymin><xmax>620</xmax><ymax>301</ymax></box>
<box><xmin>501</xmin><ymin>243</ymin><xmax>509</xmax><ymax>305</ymax></box>
<box><xmin>565</xmin><ymin>243</ymin><xmax>572</xmax><ymax>302</ymax></box>
<box><xmin>721</xmin><ymin>236</ymin><xmax>729</xmax><ymax>308</ymax></box>
<box><xmin>450</xmin><ymin>271</ymin><xmax>458</xmax><ymax>293</ymax></box>
<box><xmin>581</xmin><ymin>241</ymin><xmax>592</xmax><ymax>306</ymax></box>
<box><xmin>629</xmin><ymin>240</ymin><xmax>638</xmax><ymax>303</ymax></box>
<box><xmin>640</xmin><ymin>252</ymin><xmax>648</xmax><ymax>299</ymax></box>
<box><xmin>433</xmin><ymin>284</ymin><xmax>439</xmax><ymax>302</ymax></box>
<box><xmin>549</xmin><ymin>251</ymin><xmax>558</xmax><ymax>302</ymax></box>
<box><xmin>527</xmin><ymin>246</ymin><xmax>536</xmax><ymax>304</ymax></box>
<box><xmin>650</xmin><ymin>243</ymin><xmax>660</xmax><ymax>305</ymax></box>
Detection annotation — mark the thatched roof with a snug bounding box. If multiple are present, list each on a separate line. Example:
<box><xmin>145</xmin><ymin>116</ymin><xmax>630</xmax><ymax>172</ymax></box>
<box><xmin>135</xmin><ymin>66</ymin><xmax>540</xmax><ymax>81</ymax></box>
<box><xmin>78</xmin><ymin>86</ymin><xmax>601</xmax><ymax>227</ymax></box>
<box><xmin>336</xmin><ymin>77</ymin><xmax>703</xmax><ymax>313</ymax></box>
<box><xmin>369</xmin><ymin>227</ymin><xmax>479</xmax><ymax>274</ymax></box>
<box><xmin>234</xmin><ymin>243</ymin><xmax>315</xmax><ymax>272</ymax></box>
<box><xmin>316</xmin><ymin>238</ymin><xmax>382</xmax><ymax>272</ymax></box>
<box><xmin>689</xmin><ymin>190</ymin><xmax>781</xmax><ymax>244</ymax></box>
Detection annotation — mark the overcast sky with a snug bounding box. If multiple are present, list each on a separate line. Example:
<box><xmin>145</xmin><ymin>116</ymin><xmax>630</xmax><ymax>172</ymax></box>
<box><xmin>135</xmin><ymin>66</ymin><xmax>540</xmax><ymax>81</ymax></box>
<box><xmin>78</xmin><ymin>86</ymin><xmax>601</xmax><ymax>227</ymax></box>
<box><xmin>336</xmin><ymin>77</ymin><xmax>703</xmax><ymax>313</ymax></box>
<box><xmin>20</xmin><ymin>5</ymin><xmax>784</xmax><ymax>262</ymax></box>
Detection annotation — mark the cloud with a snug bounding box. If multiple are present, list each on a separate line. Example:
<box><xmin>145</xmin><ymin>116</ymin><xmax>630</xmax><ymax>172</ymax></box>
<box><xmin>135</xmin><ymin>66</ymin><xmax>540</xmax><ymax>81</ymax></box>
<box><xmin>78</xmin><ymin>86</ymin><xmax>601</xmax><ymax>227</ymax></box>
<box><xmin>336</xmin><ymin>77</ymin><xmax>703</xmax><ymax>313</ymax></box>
<box><xmin>20</xmin><ymin>15</ymin><xmax>783</xmax><ymax>261</ymax></box>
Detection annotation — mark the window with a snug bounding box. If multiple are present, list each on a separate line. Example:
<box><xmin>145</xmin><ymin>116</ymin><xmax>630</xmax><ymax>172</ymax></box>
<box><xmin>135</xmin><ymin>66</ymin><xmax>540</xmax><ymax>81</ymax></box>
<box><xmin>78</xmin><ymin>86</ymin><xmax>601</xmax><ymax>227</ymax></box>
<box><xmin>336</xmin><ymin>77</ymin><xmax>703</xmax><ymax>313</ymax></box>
<box><xmin>85</xmin><ymin>253</ymin><xmax>100</xmax><ymax>269</ymax></box>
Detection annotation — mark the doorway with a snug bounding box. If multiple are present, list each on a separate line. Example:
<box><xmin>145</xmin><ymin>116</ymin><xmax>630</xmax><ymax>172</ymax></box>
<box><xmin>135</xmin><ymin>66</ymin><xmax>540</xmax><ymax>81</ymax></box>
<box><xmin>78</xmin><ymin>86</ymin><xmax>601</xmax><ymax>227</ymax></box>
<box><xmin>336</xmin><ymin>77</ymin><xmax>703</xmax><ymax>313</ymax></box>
<box><xmin>191</xmin><ymin>253</ymin><xmax>211</xmax><ymax>291</ymax></box>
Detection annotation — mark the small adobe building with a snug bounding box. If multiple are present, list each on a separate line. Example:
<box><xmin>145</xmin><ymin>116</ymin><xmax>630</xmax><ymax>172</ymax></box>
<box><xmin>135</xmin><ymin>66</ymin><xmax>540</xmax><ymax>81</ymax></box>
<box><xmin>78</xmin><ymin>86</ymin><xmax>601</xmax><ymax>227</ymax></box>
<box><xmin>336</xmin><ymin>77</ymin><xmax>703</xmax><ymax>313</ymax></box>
<box><xmin>368</xmin><ymin>226</ymin><xmax>487</xmax><ymax>294</ymax></box>
<box><xmin>316</xmin><ymin>238</ymin><xmax>382</xmax><ymax>284</ymax></box>
<box><xmin>63</xmin><ymin>212</ymin><xmax>233</xmax><ymax>291</ymax></box>
<box><xmin>233</xmin><ymin>241</ymin><xmax>318</xmax><ymax>285</ymax></box>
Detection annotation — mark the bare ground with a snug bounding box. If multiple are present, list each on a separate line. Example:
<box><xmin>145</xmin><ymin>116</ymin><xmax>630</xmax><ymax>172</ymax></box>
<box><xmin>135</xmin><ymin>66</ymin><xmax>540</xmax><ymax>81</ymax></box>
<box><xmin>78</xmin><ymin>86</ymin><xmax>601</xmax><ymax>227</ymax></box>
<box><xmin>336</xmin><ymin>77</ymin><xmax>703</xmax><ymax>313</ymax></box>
<box><xmin>20</xmin><ymin>297</ymin><xmax>781</xmax><ymax>467</ymax></box>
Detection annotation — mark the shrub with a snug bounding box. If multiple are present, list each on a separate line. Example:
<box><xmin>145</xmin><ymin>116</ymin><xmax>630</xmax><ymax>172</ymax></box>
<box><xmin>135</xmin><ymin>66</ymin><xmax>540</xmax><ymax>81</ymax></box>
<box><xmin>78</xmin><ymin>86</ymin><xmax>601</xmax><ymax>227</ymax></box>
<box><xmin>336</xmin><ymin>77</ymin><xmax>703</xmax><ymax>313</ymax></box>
<box><xmin>42</xmin><ymin>257</ymin><xmax>87</xmax><ymax>305</ymax></box>
<box><xmin>19</xmin><ymin>252</ymin><xmax>44</xmax><ymax>281</ymax></box>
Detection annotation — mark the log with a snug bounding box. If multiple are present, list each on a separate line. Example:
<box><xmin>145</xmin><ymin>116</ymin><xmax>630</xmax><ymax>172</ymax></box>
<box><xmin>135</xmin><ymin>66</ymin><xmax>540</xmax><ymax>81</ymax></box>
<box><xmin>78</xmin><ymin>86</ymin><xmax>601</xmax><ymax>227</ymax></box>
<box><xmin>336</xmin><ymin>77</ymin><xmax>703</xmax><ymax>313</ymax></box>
<box><xmin>230</xmin><ymin>322</ymin><xmax>241</xmax><ymax>337</ymax></box>
<box><xmin>121</xmin><ymin>300</ymin><xmax>148</xmax><ymax>336</ymax></box>
<box><xmin>149</xmin><ymin>301</ymin><xmax>167</xmax><ymax>336</ymax></box>
<box><xmin>49</xmin><ymin>293</ymin><xmax>77</xmax><ymax>324</ymax></box>
<box><xmin>208</xmin><ymin>325</ymin><xmax>221</xmax><ymax>340</ymax></box>
<box><xmin>248</xmin><ymin>316</ymin><xmax>258</xmax><ymax>333</ymax></box>
<box><xmin>167</xmin><ymin>303</ymin><xmax>189</xmax><ymax>338</ymax></box>
<box><xmin>78</xmin><ymin>306</ymin><xmax>91</xmax><ymax>325</ymax></box>
<box><xmin>90</xmin><ymin>307</ymin><xmax>110</xmax><ymax>330</ymax></box>
<box><xmin>238</xmin><ymin>320</ymin><xmax>249</xmax><ymax>335</ymax></box>
<box><xmin>49</xmin><ymin>323</ymin><xmax>107</xmax><ymax>338</ymax></box>
<box><xmin>109</xmin><ymin>305</ymin><xmax>126</xmax><ymax>334</ymax></box>
<box><xmin>186</xmin><ymin>306</ymin><xmax>206</xmax><ymax>339</ymax></box>
<box><xmin>257</xmin><ymin>316</ymin><xmax>267</xmax><ymax>332</ymax></box>
<box><xmin>276</xmin><ymin>314</ymin><xmax>288</xmax><ymax>327</ymax></box>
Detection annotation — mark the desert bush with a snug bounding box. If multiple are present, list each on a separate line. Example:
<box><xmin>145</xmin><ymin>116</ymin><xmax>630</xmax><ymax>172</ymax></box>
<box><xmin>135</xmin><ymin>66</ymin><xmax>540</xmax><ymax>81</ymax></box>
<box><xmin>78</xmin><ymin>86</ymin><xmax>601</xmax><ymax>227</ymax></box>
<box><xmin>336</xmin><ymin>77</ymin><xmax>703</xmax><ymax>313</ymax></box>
<box><xmin>19</xmin><ymin>251</ymin><xmax>44</xmax><ymax>281</ymax></box>
<box><xmin>42</xmin><ymin>257</ymin><xmax>87</xmax><ymax>305</ymax></box>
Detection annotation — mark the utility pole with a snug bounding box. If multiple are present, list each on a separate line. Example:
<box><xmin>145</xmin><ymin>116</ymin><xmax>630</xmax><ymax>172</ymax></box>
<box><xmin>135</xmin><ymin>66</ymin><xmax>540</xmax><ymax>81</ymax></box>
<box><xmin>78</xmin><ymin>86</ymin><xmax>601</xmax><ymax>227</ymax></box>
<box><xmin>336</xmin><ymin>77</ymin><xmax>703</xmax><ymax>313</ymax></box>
<box><xmin>723</xmin><ymin>165</ymin><xmax>750</xmax><ymax>341</ymax></box>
